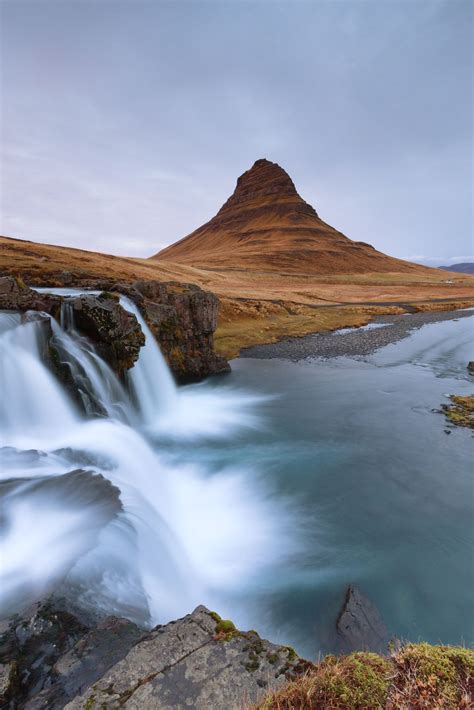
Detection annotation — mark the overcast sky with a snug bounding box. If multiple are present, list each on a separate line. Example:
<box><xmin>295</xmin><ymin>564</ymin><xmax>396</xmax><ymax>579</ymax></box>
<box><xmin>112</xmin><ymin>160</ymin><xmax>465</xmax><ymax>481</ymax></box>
<box><xmin>1</xmin><ymin>0</ymin><xmax>472</xmax><ymax>265</ymax></box>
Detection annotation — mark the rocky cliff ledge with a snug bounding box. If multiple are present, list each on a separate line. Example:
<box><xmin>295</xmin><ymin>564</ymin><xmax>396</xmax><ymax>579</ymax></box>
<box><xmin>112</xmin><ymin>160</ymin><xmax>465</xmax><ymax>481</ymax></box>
<box><xmin>117</xmin><ymin>279</ymin><xmax>230</xmax><ymax>382</ymax></box>
<box><xmin>1</xmin><ymin>599</ymin><xmax>472</xmax><ymax>710</ymax></box>
<box><xmin>0</xmin><ymin>601</ymin><xmax>308</xmax><ymax>709</ymax></box>
<box><xmin>0</xmin><ymin>276</ymin><xmax>230</xmax><ymax>382</ymax></box>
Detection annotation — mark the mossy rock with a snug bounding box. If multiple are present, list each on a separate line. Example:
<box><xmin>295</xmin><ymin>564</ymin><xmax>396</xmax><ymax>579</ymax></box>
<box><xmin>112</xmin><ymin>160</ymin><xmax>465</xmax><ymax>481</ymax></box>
<box><xmin>442</xmin><ymin>394</ymin><xmax>474</xmax><ymax>429</ymax></box>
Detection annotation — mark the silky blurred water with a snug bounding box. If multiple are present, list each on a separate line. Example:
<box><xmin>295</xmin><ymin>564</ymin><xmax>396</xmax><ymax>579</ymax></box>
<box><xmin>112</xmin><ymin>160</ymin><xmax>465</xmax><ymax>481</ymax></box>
<box><xmin>195</xmin><ymin>314</ymin><xmax>474</xmax><ymax>656</ymax></box>
<box><xmin>1</xmin><ymin>306</ymin><xmax>472</xmax><ymax>659</ymax></box>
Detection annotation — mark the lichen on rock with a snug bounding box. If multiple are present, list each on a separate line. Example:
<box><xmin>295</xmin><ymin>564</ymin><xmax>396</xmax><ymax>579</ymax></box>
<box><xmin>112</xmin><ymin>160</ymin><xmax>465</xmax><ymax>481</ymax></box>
<box><xmin>442</xmin><ymin>395</ymin><xmax>474</xmax><ymax>429</ymax></box>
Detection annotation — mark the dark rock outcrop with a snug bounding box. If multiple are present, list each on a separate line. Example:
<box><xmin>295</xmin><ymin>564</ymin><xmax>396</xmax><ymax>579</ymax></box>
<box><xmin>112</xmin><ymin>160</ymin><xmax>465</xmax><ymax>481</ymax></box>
<box><xmin>336</xmin><ymin>585</ymin><xmax>389</xmax><ymax>654</ymax></box>
<box><xmin>0</xmin><ymin>276</ymin><xmax>230</xmax><ymax>383</ymax></box>
<box><xmin>468</xmin><ymin>361</ymin><xmax>474</xmax><ymax>374</ymax></box>
<box><xmin>0</xmin><ymin>276</ymin><xmax>61</xmax><ymax>315</ymax></box>
<box><xmin>0</xmin><ymin>599</ymin><xmax>143</xmax><ymax>709</ymax></box>
<box><xmin>128</xmin><ymin>280</ymin><xmax>230</xmax><ymax>382</ymax></box>
<box><xmin>66</xmin><ymin>293</ymin><xmax>145</xmax><ymax>377</ymax></box>
<box><xmin>0</xmin><ymin>603</ymin><xmax>307</xmax><ymax>709</ymax></box>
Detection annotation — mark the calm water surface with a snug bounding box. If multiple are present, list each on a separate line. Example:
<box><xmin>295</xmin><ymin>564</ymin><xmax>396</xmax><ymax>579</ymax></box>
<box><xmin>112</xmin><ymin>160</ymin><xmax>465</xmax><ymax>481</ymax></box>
<box><xmin>185</xmin><ymin>315</ymin><xmax>473</xmax><ymax>657</ymax></box>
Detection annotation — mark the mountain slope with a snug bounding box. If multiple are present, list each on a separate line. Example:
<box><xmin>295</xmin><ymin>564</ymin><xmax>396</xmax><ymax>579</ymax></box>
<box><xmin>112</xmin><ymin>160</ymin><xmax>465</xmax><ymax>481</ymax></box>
<box><xmin>439</xmin><ymin>263</ymin><xmax>474</xmax><ymax>274</ymax></box>
<box><xmin>154</xmin><ymin>159</ymin><xmax>431</xmax><ymax>275</ymax></box>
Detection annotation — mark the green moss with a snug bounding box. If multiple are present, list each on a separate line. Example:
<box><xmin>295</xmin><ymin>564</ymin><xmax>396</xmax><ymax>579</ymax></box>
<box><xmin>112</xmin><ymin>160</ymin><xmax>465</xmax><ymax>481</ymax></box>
<box><xmin>245</xmin><ymin>657</ymin><xmax>260</xmax><ymax>672</ymax></box>
<box><xmin>391</xmin><ymin>643</ymin><xmax>474</xmax><ymax>708</ymax></box>
<box><xmin>254</xmin><ymin>644</ymin><xmax>474</xmax><ymax>710</ymax></box>
<box><xmin>215</xmin><ymin>619</ymin><xmax>237</xmax><ymax>635</ymax></box>
<box><xmin>84</xmin><ymin>695</ymin><xmax>96</xmax><ymax>710</ymax></box>
<box><xmin>209</xmin><ymin>611</ymin><xmax>222</xmax><ymax>623</ymax></box>
<box><xmin>284</xmin><ymin>646</ymin><xmax>297</xmax><ymax>662</ymax></box>
<box><xmin>442</xmin><ymin>394</ymin><xmax>474</xmax><ymax>429</ymax></box>
<box><xmin>254</xmin><ymin>652</ymin><xmax>391</xmax><ymax>709</ymax></box>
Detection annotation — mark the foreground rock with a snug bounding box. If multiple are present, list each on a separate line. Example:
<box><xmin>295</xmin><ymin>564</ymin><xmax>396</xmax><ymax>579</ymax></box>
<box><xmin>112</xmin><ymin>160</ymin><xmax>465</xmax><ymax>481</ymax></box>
<box><xmin>336</xmin><ymin>585</ymin><xmax>389</xmax><ymax>654</ymax></box>
<box><xmin>0</xmin><ymin>599</ymin><xmax>143</xmax><ymax>709</ymax></box>
<box><xmin>0</xmin><ymin>275</ymin><xmax>229</xmax><ymax>382</ymax></box>
<box><xmin>0</xmin><ymin>603</ymin><xmax>307</xmax><ymax>709</ymax></box>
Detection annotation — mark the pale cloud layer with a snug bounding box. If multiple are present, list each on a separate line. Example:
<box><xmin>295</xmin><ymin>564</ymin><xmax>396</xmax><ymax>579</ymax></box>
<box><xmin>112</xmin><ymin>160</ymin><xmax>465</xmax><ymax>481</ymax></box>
<box><xmin>1</xmin><ymin>0</ymin><xmax>472</xmax><ymax>262</ymax></box>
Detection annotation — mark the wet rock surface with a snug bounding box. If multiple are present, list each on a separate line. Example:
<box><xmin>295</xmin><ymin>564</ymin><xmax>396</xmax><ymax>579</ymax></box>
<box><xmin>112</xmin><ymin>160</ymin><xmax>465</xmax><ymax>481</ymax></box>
<box><xmin>0</xmin><ymin>604</ymin><xmax>307</xmax><ymax>710</ymax></box>
<box><xmin>67</xmin><ymin>293</ymin><xmax>145</xmax><ymax>376</ymax></box>
<box><xmin>0</xmin><ymin>276</ymin><xmax>230</xmax><ymax>382</ymax></box>
<box><xmin>336</xmin><ymin>585</ymin><xmax>389</xmax><ymax>654</ymax></box>
<box><xmin>241</xmin><ymin>309</ymin><xmax>474</xmax><ymax>361</ymax></box>
<box><xmin>126</xmin><ymin>280</ymin><xmax>230</xmax><ymax>382</ymax></box>
<box><xmin>0</xmin><ymin>276</ymin><xmax>62</xmax><ymax>316</ymax></box>
<box><xmin>0</xmin><ymin>599</ymin><xmax>143</xmax><ymax>710</ymax></box>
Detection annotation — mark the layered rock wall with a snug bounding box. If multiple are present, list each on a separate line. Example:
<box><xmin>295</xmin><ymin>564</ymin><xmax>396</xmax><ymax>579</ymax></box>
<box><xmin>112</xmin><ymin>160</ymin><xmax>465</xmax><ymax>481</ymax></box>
<box><xmin>0</xmin><ymin>276</ymin><xmax>229</xmax><ymax>383</ymax></box>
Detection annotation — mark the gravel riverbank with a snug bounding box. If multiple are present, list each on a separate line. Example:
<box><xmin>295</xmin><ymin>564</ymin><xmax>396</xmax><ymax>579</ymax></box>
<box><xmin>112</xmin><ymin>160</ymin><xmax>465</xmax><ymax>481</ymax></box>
<box><xmin>240</xmin><ymin>309</ymin><xmax>474</xmax><ymax>361</ymax></box>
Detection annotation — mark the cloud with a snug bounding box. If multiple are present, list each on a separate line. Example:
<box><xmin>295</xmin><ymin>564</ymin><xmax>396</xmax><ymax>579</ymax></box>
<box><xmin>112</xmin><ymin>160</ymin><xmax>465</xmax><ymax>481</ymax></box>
<box><xmin>1</xmin><ymin>0</ymin><xmax>472</xmax><ymax>259</ymax></box>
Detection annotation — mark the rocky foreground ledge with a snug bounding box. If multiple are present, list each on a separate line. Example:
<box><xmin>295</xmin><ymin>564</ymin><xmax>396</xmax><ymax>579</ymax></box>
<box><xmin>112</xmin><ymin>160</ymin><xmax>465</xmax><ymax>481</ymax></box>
<box><xmin>0</xmin><ymin>601</ymin><xmax>308</xmax><ymax>709</ymax></box>
<box><xmin>0</xmin><ymin>276</ymin><xmax>229</xmax><ymax>382</ymax></box>
<box><xmin>1</xmin><ymin>597</ymin><xmax>472</xmax><ymax>709</ymax></box>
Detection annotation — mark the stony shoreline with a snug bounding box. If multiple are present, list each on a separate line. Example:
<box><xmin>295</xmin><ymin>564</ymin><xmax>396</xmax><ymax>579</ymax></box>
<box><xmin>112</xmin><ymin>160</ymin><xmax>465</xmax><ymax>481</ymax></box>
<box><xmin>240</xmin><ymin>308</ymin><xmax>474</xmax><ymax>361</ymax></box>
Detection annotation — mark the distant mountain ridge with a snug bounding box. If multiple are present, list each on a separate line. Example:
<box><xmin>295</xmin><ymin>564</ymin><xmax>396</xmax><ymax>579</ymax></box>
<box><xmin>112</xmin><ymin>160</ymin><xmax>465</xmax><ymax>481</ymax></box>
<box><xmin>154</xmin><ymin>159</ymin><xmax>432</xmax><ymax>275</ymax></box>
<box><xmin>439</xmin><ymin>263</ymin><xmax>474</xmax><ymax>274</ymax></box>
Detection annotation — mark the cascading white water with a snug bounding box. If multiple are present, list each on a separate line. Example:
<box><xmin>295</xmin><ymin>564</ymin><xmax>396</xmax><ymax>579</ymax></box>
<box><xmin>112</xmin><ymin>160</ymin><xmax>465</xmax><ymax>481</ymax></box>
<box><xmin>51</xmin><ymin>301</ymin><xmax>135</xmax><ymax>423</ymax></box>
<box><xmin>119</xmin><ymin>296</ymin><xmax>178</xmax><ymax>425</ymax></box>
<box><xmin>0</xmin><ymin>314</ymin><xmax>78</xmax><ymax>443</ymax></box>
<box><xmin>0</xmin><ymin>300</ymin><xmax>298</xmax><ymax>627</ymax></box>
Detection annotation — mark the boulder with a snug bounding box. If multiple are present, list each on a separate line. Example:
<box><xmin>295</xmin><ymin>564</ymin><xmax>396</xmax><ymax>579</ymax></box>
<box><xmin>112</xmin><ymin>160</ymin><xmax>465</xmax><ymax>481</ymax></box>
<box><xmin>64</xmin><ymin>293</ymin><xmax>145</xmax><ymax>377</ymax></box>
<box><xmin>336</xmin><ymin>585</ymin><xmax>389</xmax><ymax>654</ymax></box>
<box><xmin>0</xmin><ymin>276</ymin><xmax>61</xmax><ymax>315</ymax></box>
<box><xmin>0</xmin><ymin>599</ymin><xmax>142</xmax><ymax>709</ymax></box>
<box><xmin>468</xmin><ymin>361</ymin><xmax>474</xmax><ymax>374</ymax></box>
<box><xmin>0</xmin><ymin>603</ymin><xmax>308</xmax><ymax>710</ymax></box>
<box><xmin>64</xmin><ymin>607</ymin><xmax>306</xmax><ymax>710</ymax></box>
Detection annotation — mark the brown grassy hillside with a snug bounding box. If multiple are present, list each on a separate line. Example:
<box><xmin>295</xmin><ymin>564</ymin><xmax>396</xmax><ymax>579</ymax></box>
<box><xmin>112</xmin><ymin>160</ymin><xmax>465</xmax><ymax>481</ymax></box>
<box><xmin>1</xmin><ymin>231</ymin><xmax>473</xmax><ymax>359</ymax></box>
<box><xmin>155</xmin><ymin>159</ymin><xmax>436</xmax><ymax>276</ymax></box>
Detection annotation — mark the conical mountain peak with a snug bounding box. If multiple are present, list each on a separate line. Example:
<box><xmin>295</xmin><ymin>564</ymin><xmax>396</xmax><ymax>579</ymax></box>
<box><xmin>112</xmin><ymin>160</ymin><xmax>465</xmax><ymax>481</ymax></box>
<box><xmin>217</xmin><ymin>159</ymin><xmax>306</xmax><ymax>215</ymax></box>
<box><xmin>155</xmin><ymin>160</ymin><xmax>422</xmax><ymax>276</ymax></box>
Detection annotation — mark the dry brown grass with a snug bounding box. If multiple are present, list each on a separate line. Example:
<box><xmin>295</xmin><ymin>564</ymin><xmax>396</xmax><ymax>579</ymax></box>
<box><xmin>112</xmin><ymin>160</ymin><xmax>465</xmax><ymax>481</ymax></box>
<box><xmin>252</xmin><ymin>644</ymin><xmax>474</xmax><ymax>710</ymax></box>
<box><xmin>1</xmin><ymin>234</ymin><xmax>473</xmax><ymax>358</ymax></box>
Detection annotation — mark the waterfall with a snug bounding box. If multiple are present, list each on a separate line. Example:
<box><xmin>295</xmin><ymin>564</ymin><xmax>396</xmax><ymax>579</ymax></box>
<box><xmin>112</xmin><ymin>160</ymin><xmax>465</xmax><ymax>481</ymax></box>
<box><xmin>0</xmin><ymin>299</ymin><xmax>295</xmax><ymax>628</ymax></box>
<box><xmin>0</xmin><ymin>315</ymin><xmax>77</xmax><ymax>443</ymax></box>
<box><xmin>119</xmin><ymin>296</ymin><xmax>178</xmax><ymax>426</ymax></box>
<box><xmin>51</xmin><ymin>301</ymin><xmax>135</xmax><ymax>423</ymax></box>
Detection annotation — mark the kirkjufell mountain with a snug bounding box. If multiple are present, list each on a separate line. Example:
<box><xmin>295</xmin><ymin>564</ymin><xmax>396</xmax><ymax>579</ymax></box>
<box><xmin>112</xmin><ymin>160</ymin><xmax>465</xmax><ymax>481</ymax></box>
<box><xmin>155</xmin><ymin>159</ymin><xmax>427</xmax><ymax>274</ymax></box>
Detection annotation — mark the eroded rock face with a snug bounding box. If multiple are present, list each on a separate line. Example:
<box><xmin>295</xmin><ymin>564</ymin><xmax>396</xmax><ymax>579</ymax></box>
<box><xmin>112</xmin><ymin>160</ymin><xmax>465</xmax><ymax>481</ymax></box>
<box><xmin>0</xmin><ymin>603</ymin><xmax>308</xmax><ymax>710</ymax></box>
<box><xmin>0</xmin><ymin>276</ymin><xmax>230</xmax><ymax>383</ymax></box>
<box><xmin>130</xmin><ymin>280</ymin><xmax>230</xmax><ymax>382</ymax></box>
<box><xmin>0</xmin><ymin>599</ymin><xmax>143</xmax><ymax>709</ymax></box>
<box><xmin>66</xmin><ymin>293</ymin><xmax>145</xmax><ymax>377</ymax></box>
<box><xmin>65</xmin><ymin>606</ymin><xmax>305</xmax><ymax>710</ymax></box>
<box><xmin>336</xmin><ymin>585</ymin><xmax>389</xmax><ymax>654</ymax></box>
<box><xmin>0</xmin><ymin>276</ymin><xmax>61</xmax><ymax>315</ymax></box>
